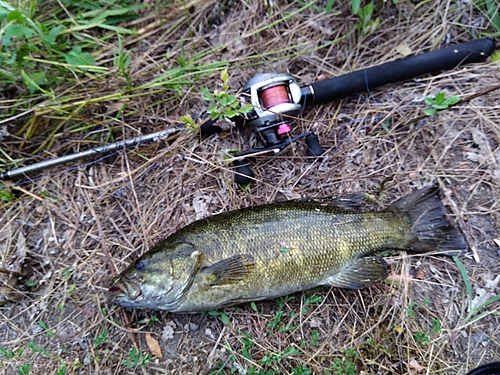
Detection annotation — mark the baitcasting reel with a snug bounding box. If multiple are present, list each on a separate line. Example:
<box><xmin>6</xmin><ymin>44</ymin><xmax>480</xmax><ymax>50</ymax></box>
<box><xmin>232</xmin><ymin>72</ymin><xmax>325</xmax><ymax>185</ymax></box>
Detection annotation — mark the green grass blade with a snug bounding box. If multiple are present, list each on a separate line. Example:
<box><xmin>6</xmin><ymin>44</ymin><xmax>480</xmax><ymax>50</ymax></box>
<box><xmin>453</xmin><ymin>256</ymin><xmax>473</xmax><ymax>309</ymax></box>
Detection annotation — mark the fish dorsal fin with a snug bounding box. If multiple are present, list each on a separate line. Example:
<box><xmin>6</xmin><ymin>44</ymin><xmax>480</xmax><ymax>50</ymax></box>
<box><xmin>325</xmin><ymin>257</ymin><xmax>388</xmax><ymax>289</ymax></box>
<box><xmin>302</xmin><ymin>192</ymin><xmax>367</xmax><ymax>211</ymax></box>
<box><xmin>329</xmin><ymin>192</ymin><xmax>367</xmax><ymax>211</ymax></box>
<box><xmin>201</xmin><ymin>254</ymin><xmax>255</xmax><ymax>285</ymax></box>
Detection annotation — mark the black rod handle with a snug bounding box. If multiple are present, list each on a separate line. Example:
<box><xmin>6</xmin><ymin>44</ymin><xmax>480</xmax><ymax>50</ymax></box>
<box><xmin>466</xmin><ymin>361</ymin><xmax>500</xmax><ymax>375</ymax></box>
<box><xmin>303</xmin><ymin>38</ymin><xmax>496</xmax><ymax>105</ymax></box>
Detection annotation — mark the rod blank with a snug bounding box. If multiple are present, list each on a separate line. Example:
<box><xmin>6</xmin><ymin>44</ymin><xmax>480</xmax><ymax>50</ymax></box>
<box><xmin>0</xmin><ymin>128</ymin><xmax>181</xmax><ymax>180</ymax></box>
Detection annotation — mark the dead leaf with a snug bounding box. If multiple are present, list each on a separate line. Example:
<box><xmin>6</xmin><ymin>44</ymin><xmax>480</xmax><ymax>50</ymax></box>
<box><xmin>0</xmin><ymin>274</ymin><xmax>24</xmax><ymax>303</ymax></box>
<box><xmin>145</xmin><ymin>332</ymin><xmax>163</xmax><ymax>358</ymax></box>
<box><xmin>161</xmin><ymin>321</ymin><xmax>176</xmax><ymax>341</ymax></box>
<box><xmin>386</xmin><ymin>273</ymin><xmax>413</xmax><ymax>285</ymax></box>
<box><xmin>408</xmin><ymin>358</ymin><xmax>424</xmax><ymax>374</ymax></box>
<box><xmin>396</xmin><ymin>43</ymin><xmax>412</xmax><ymax>56</ymax></box>
<box><xmin>308</xmin><ymin>317</ymin><xmax>322</xmax><ymax>328</ymax></box>
<box><xmin>415</xmin><ymin>269</ymin><xmax>426</xmax><ymax>279</ymax></box>
<box><xmin>470</xmin><ymin>274</ymin><xmax>500</xmax><ymax>312</ymax></box>
<box><xmin>193</xmin><ymin>193</ymin><xmax>212</xmax><ymax>220</ymax></box>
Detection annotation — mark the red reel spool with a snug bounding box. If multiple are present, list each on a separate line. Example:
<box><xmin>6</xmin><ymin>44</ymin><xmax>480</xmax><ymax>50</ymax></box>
<box><xmin>259</xmin><ymin>84</ymin><xmax>291</xmax><ymax>109</ymax></box>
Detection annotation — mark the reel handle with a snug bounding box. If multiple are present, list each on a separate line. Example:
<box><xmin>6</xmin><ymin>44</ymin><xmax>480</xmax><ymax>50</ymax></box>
<box><xmin>233</xmin><ymin>158</ymin><xmax>254</xmax><ymax>185</ymax></box>
<box><xmin>305</xmin><ymin>133</ymin><xmax>325</xmax><ymax>157</ymax></box>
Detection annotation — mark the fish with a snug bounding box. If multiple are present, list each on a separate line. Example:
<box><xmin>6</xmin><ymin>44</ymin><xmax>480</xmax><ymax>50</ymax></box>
<box><xmin>109</xmin><ymin>184</ymin><xmax>466</xmax><ymax>312</ymax></box>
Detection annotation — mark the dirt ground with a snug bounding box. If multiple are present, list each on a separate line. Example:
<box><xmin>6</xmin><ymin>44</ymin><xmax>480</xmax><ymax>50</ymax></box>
<box><xmin>1</xmin><ymin>1</ymin><xmax>500</xmax><ymax>374</ymax></box>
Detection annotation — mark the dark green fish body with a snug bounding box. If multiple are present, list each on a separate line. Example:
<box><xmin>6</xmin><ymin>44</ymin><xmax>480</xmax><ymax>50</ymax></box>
<box><xmin>110</xmin><ymin>185</ymin><xmax>466</xmax><ymax>312</ymax></box>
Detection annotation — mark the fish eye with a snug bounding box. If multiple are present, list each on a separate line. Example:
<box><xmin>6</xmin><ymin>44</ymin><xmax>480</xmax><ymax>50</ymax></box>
<box><xmin>135</xmin><ymin>260</ymin><xmax>146</xmax><ymax>271</ymax></box>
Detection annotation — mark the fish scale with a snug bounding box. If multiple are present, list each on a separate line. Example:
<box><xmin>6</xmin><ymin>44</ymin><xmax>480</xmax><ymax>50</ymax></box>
<box><xmin>110</xmin><ymin>185</ymin><xmax>467</xmax><ymax>312</ymax></box>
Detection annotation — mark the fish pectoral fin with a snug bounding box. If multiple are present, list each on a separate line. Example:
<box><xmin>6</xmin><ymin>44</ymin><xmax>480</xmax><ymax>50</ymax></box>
<box><xmin>326</xmin><ymin>257</ymin><xmax>388</xmax><ymax>289</ymax></box>
<box><xmin>201</xmin><ymin>254</ymin><xmax>255</xmax><ymax>285</ymax></box>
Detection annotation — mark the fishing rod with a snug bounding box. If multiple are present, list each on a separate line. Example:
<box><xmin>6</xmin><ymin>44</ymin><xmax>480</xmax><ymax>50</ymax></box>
<box><xmin>0</xmin><ymin>127</ymin><xmax>182</xmax><ymax>181</ymax></box>
<box><xmin>1</xmin><ymin>37</ymin><xmax>495</xmax><ymax>184</ymax></box>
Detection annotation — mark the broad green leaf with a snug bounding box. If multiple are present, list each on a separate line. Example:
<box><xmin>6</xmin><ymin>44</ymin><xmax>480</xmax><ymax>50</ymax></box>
<box><xmin>444</xmin><ymin>96</ymin><xmax>460</xmax><ymax>105</ymax></box>
<box><xmin>240</xmin><ymin>104</ymin><xmax>253</xmax><ymax>113</ymax></box>
<box><xmin>424</xmin><ymin>107</ymin><xmax>436</xmax><ymax>116</ymax></box>
<box><xmin>434</xmin><ymin>92</ymin><xmax>445</xmax><ymax>103</ymax></box>
<box><xmin>224</xmin><ymin>109</ymin><xmax>238</xmax><ymax>118</ymax></box>
<box><xmin>6</xmin><ymin>9</ymin><xmax>26</xmax><ymax>23</ymax></box>
<box><xmin>200</xmin><ymin>86</ymin><xmax>214</xmax><ymax>101</ymax></box>
<box><xmin>2</xmin><ymin>23</ymin><xmax>35</xmax><ymax>46</ymax></box>
<box><xmin>46</xmin><ymin>25</ymin><xmax>63</xmax><ymax>45</ymax></box>
<box><xmin>63</xmin><ymin>46</ymin><xmax>96</xmax><ymax>70</ymax></box>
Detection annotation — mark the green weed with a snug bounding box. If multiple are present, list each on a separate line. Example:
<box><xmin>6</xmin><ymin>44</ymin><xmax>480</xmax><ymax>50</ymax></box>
<box><xmin>302</xmin><ymin>293</ymin><xmax>322</xmax><ymax>314</ymax></box>
<box><xmin>0</xmin><ymin>184</ymin><xmax>15</xmax><ymax>202</ymax></box>
<box><xmin>0</xmin><ymin>1</ymin><xmax>141</xmax><ymax>92</ymax></box>
<box><xmin>268</xmin><ymin>309</ymin><xmax>285</xmax><ymax>331</ymax></box>
<box><xmin>476</xmin><ymin>0</ymin><xmax>500</xmax><ymax>34</ymax></box>
<box><xmin>310</xmin><ymin>330</ymin><xmax>320</xmax><ymax>347</ymax></box>
<box><xmin>351</xmin><ymin>1</ymin><xmax>379</xmax><ymax>38</ymax></box>
<box><xmin>0</xmin><ymin>347</ymin><xmax>19</xmax><ymax>359</ymax></box>
<box><xmin>93</xmin><ymin>329</ymin><xmax>109</xmax><ymax>348</ymax></box>
<box><xmin>18</xmin><ymin>363</ymin><xmax>31</xmax><ymax>375</ymax></box>
<box><xmin>138</xmin><ymin>314</ymin><xmax>159</xmax><ymax>327</ymax></box>
<box><xmin>330</xmin><ymin>348</ymin><xmax>359</xmax><ymax>375</ymax></box>
<box><xmin>26</xmin><ymin>340</ymin><xmax>51</xmax><ymax>357</ymax></box>
<box><xmin>414</xmin><ymin>331</ymin><xmax>430</xmax><ymax>346</ymax></box>
<box><xmin>201</xmin><ymin>68</ymin><xmax>254</xmax><ymax>121</ymax></box>
<box><xmin>324</xmin><ymin>0</ymin><xmax>335</xmax><ymax>14</ymax></box>
<box><xmin>179</xmin><ymin>114</ymin><xmax>199</xmax><ymax>133</ymax></box>
<box><xmin>453</xmin><ymin>256</ymin><xmax>500</xmax><ymax>327</ymax></box>
<box><xmin>36</xmin><ymin>320</ymin><xmax>55</xmax><ymax>337</ymax></box>
<box><xmin>0</xmin><ymin>347</ymin><xmax>31</xmax><ymax>375</ymax></box>
<box><xmin>250</xmin><ymin>301</ymin><xmax>259</xmax><ymax>313</ymax></box>
<box><xmin>292</xmin><ymin>365</ymin><xmax>312</xmax><ymax>375</ymax></box>
<box><xmin>208</xmin><ymin>310</ymin><xmax>232</xmax><ymax>325</ymax></box>
<box><xmin>260</xmin><ymin>346</ymin><xmax>302</xmax><ymax>368</ymax></box>
<box><xmin>424</xmin><ymin>92</ymin><xmax>461</xmax><ymax>116</ymax></box>
<box><xmin>431</xmin><ymin>318</ymin><xmax>442</xmax><ymax>333</ymax></box>
<box><xmin>123</xmin><ymin>348</ymin><xmax>151</xmax><ymax>369</ymax></box>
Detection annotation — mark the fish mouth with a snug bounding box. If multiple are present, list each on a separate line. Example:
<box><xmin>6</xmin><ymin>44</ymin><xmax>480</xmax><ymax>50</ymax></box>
<box><xmin>109</xmin><ymin>278</ymin><xmax>142</xmax><ymax>301</ymax></box>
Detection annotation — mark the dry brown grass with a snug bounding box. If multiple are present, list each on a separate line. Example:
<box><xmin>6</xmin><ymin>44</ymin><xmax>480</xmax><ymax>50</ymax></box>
<box><xmin>1</xmin><ymin>0</ymin><xmax>500</xmax><ymax>374</ymax></box>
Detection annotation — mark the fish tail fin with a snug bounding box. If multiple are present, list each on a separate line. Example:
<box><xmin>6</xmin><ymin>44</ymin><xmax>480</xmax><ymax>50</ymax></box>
<box><xmin>389</xmin><ymin>184</ymin><xmax>467</xmax><ymax>255</ymax></box>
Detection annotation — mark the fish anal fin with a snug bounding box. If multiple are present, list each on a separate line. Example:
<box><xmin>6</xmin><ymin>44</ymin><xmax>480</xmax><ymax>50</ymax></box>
<box><xmin>326</xmin><ymin>257</ymin><xmax>388</xmax><ymax>289</ymax></box>
<box><xmin>201</xmin><ymin>254</ymin><xmax>255</xmax><ymax>285</ymax></box>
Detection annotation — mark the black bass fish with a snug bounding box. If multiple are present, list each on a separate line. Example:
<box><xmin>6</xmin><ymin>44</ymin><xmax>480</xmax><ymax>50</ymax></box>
<box><xmin>109</xmin><ymin>185</ymin><xmax>466</xmax><ymax>312</ymax></box>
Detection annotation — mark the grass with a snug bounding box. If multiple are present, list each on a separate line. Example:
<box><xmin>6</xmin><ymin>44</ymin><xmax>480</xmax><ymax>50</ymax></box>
<box><xmin>1</xmin><ymin>0</ymin><xmax>500</xmax><ymax>374</ymax></box>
